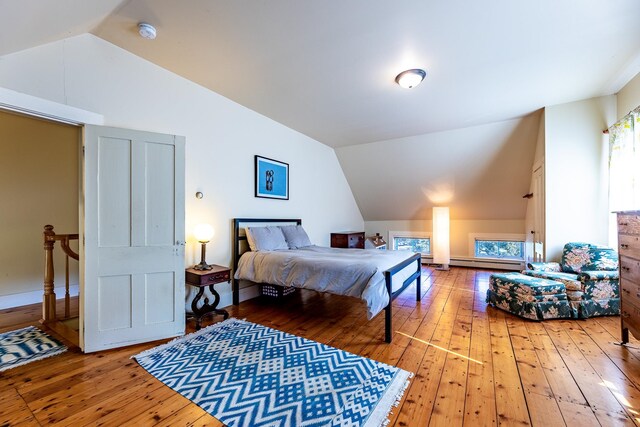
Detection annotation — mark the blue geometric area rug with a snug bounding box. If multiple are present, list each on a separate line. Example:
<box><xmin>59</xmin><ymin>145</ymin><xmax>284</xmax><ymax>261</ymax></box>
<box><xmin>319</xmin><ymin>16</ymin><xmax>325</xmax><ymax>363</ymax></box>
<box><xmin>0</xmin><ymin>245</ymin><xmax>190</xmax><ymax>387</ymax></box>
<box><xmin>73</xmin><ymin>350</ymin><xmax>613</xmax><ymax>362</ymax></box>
<box><xmin>0</xmin><ymin>326</ymin><xmax>67</xmax><ymax>372</ymax></box>
<box><xmin>134</xmin><ymin>318</ymin><xmax>412</xmax><ymax>427</ymax></box>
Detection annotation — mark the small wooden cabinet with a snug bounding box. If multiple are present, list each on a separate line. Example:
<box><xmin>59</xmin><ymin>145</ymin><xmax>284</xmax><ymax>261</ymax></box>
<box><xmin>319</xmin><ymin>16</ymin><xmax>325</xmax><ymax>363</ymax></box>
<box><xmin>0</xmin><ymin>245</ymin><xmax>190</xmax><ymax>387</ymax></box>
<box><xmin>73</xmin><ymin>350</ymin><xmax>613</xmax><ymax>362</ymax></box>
<box><xmin>618</xmin><ymin>211</ymin><xmax>640</xmax><ymax>343</ymax></box>
<box><xmin>186</xmin><ymin>265</ymin><xmax>231</xmax><ymax>330</ymax></box>
<box><xmin>331</xmin><ymin>231</ymin><xmax>365</xmax><ymax>249</ymax></box>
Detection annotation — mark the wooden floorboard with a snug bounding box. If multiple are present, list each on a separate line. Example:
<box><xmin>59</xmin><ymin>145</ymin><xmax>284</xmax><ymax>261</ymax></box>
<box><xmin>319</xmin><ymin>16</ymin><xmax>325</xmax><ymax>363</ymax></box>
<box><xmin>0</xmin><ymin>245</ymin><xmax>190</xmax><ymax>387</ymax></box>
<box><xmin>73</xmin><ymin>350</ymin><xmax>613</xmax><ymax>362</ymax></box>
<box><xmin>2</xmin><ymin>266</ymin><xmax>640</xmax><ymax>426</ymax></box>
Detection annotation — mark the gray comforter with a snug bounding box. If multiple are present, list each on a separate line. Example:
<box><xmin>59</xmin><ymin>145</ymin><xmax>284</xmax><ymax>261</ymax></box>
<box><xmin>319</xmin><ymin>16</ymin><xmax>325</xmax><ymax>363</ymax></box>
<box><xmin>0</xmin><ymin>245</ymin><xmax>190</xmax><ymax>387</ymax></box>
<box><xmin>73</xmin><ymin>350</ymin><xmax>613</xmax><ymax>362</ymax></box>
<box><xmin>234</xmin><ymin>246</ymin><xmax>418</xmax><ymax>319</ymax></box>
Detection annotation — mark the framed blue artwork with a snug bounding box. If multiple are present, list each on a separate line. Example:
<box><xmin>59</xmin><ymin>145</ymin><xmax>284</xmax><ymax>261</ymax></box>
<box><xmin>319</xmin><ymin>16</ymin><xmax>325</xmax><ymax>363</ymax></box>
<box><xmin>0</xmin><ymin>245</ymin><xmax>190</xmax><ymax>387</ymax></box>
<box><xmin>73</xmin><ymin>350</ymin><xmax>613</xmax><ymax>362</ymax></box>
<box><xmin>255</xmin><ymin>155</ymin><xmax>289</xmax><ymax>200</ymax></box>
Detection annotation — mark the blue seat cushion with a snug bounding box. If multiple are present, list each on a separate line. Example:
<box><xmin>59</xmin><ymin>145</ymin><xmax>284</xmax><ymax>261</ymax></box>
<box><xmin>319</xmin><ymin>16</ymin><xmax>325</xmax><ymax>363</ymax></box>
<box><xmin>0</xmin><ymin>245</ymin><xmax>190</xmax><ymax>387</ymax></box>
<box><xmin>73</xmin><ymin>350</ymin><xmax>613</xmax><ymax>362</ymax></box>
<box><xmin>522</xmin><ymin>270</ymin><xmax>582</xmax><ymax>291</ymax></box>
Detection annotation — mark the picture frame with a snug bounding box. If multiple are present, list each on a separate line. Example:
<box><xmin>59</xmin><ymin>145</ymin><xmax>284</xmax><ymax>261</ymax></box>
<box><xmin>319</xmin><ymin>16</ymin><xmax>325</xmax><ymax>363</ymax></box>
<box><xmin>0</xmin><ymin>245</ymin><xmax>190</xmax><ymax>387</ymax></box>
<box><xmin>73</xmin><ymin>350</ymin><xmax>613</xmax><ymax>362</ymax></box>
<box><xmin>255</xmin><ymin>155</ymin><xmax>289</xmax><ymax>200</ymax></box>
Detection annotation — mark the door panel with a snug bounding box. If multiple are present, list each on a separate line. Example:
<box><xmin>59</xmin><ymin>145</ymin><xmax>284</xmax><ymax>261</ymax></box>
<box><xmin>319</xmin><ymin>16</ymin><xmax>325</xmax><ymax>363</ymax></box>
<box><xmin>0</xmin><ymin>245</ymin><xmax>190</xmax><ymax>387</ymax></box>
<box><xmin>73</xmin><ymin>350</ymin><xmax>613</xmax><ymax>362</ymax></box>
<box><xmin>145</xmin><ymin>272</ymin><xmax>176</xmax><ymax>325</ymax></box>
<box><xmin>145</xmin><ymin>142</ymin><xmax>175</xmax><ymax>246</ymax></box>
<box><xmin>98</xmin><ymin>137</ymin><xmax>131</xmax><ymax>248</ymax></box>
<box><xmin>98</xmin><ymin>275</ymin><xmax>132</xmax><ymax>331</ymax></box>
<box><xmin>82</xmin><ymin>125</ymin><xmax>185</xmax><ymax>352</ymax></box>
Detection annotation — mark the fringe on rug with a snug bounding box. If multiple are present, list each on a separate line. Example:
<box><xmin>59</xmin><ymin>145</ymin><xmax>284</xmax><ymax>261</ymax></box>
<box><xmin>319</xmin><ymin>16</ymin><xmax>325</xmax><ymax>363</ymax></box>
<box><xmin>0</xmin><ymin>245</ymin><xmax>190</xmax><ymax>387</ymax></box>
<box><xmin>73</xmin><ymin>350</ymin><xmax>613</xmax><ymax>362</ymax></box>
<box><xmin>365</xmin><ymin>371</ymin><xmax>414</xmax><ymax>427</ymax></box>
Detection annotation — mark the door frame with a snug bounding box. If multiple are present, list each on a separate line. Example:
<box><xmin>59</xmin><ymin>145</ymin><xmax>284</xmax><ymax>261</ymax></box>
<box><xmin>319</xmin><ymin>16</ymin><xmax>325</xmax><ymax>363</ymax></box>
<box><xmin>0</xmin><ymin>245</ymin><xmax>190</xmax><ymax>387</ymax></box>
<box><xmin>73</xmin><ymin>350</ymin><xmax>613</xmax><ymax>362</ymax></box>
<box><xmin>0</xmin><ymin>89</ymin><xmax>104</xmax><ymax>349</ymax></box>
<box><xmin>0</xmin><ymin>87</ymin><xmax>184</xmax><ymax>348</ymax></box>
<box><xmin>0</xmin><ymin>88</ymin><xmax>187</xmax><ymax>351</ymax></box>
<box><xmin>0</xmin><ymin>87</ymin><xmax>104</xmax><ymax>126</ymax></box>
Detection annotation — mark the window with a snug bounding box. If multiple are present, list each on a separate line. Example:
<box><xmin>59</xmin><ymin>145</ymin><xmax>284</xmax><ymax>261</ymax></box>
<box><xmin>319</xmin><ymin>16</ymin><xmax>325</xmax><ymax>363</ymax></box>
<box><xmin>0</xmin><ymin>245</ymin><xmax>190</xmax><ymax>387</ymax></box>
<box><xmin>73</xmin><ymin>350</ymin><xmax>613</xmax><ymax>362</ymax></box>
<box><xmin>468</xmin><ymin>233</ymin><xmax>526</xmax><ymax>261</ymax></box>
<box><xmin>474</xmin><ymin>239</ymin><xmax>524</xmax><ymax>260</ymax></box>
<box><xmin>388</xmin><ymin>231</ymin><xmax>431</xmax><ymax>254</ymax></box>
<box><xmin>394</xmin><ymin>237</ymin><xmax>431</xmax><ymax>253</ymax></box>
<box><xmin>608</xmin><ymin>107</ymin><xmax>640</xmax><ymax>246</ymax></box>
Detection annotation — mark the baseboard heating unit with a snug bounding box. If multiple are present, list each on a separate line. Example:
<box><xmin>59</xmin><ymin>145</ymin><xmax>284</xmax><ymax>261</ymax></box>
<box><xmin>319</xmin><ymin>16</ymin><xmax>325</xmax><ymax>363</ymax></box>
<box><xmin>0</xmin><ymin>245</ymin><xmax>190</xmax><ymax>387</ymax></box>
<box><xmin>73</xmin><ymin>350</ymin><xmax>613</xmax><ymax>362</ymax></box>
<box><xmin>421</xmin><ymin>255</ymin><xmax>523</xmax><ymax>271</ymax></box>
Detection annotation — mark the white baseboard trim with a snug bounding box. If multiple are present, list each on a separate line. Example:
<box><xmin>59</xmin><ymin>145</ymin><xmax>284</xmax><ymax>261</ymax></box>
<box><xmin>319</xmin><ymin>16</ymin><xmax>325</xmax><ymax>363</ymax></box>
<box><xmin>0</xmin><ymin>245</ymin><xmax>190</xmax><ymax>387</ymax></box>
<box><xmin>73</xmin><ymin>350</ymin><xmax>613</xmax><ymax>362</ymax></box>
<box><xmin>0</xmin><ymin>285</ymin><xmax>80</xmax><ymax>310</ymax></box>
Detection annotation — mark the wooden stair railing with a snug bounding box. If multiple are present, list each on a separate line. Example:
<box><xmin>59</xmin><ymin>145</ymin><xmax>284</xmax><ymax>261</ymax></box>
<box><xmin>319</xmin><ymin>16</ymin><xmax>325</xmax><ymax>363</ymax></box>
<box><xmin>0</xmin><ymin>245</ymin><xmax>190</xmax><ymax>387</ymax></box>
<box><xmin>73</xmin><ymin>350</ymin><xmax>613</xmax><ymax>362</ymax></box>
<box><xmin>42</xmin><ymin>224</ymin><xmax>79</xmax><ymax>323</ymax></box>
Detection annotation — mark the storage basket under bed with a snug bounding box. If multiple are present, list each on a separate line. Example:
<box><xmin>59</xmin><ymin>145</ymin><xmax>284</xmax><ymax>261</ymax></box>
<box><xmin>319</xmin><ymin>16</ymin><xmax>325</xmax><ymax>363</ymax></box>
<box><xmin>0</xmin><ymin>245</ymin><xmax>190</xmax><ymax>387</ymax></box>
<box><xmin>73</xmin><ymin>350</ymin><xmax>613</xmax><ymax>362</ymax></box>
<box><xmin>259</xmin><ymin>283</ymin><xmax>296</xmax><ymax>298</ymax></box>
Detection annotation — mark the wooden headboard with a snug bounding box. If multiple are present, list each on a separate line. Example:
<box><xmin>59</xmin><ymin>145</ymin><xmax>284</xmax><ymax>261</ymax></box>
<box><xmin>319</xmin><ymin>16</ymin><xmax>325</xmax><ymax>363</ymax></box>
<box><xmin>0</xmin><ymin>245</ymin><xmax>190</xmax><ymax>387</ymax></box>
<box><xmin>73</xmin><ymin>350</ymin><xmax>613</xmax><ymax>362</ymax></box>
<box><xmin>231</xmin><ymin>218</ymin><xmax>302</xmax><ymax>304</ymax></box>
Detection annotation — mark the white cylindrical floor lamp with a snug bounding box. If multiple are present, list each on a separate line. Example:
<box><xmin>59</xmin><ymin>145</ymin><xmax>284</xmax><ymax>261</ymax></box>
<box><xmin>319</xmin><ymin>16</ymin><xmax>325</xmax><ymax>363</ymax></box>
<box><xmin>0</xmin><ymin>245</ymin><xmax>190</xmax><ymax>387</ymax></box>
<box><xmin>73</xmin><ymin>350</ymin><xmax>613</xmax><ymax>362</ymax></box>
<box><xmin>433</xmin><ymin>207</ymin><xmax>450</xmax><ymax>270</ymax></box>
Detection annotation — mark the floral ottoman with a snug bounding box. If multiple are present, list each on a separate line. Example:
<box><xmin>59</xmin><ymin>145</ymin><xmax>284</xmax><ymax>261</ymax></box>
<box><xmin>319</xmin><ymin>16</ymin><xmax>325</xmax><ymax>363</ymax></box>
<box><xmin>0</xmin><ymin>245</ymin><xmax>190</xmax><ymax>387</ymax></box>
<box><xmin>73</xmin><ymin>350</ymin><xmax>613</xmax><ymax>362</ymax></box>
<box><xmin>486</xmin><ymin>272</ymin><xmax>573</xmax><ymax>320</ymax></box>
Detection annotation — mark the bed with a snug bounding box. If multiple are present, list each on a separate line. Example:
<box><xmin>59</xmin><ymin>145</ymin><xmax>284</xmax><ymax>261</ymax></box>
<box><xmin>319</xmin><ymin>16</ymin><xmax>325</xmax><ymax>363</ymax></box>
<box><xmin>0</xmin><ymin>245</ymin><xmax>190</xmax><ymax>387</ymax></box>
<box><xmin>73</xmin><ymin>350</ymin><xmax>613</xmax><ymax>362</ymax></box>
<box><xmin>232</xmin><ymin>218</ymin><xmax>422</xmax><ymax>342</ymax></box>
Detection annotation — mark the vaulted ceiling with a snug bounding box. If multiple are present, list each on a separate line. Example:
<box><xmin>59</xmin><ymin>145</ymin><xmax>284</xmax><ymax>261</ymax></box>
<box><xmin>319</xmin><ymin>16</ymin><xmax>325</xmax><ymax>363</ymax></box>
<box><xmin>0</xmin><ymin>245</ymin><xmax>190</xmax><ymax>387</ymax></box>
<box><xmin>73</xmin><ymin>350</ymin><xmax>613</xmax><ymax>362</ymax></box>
<box><xmin>2</xmin><ymin>0</ymin><xmax>640</xmax><ymax>148</ymax></box>
<box><xmin>2</xmin><ymin>1</ymin><xmax>639</xmax><ymax>222</ymax></box>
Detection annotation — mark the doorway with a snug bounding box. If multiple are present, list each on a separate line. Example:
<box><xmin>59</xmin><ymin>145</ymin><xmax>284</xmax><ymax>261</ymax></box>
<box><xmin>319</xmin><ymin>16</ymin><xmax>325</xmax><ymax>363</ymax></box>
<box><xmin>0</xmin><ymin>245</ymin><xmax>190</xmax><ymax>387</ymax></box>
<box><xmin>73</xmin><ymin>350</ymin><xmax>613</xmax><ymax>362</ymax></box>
<box><xmin>0</xmin><ymin>109</ymin><xmax>81</xmax><ymax>343</ymax></box>
<box><xmin>1</xmin><ymin>97</ymin><xmax>186</xmax><ymax>353</ymax></box>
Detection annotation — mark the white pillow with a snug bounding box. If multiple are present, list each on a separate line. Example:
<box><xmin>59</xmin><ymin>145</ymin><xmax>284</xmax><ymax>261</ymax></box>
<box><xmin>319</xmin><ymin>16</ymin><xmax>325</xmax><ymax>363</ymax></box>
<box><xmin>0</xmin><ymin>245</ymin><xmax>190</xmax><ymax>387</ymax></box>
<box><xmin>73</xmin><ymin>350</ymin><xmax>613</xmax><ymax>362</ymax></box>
<box><xmin>245</xmin><ymin>228</ymin><xmax>257</xmax><ymax>251</ymax></box>
<box><xmin>280</xmin><ymin>225</ymin><xmax>312</xmax><ymax>249</ymax></box>
<box><xmin>245</xmin><ymin>226</ymin><xmax>289</xmax><ymax>251</ymax></box>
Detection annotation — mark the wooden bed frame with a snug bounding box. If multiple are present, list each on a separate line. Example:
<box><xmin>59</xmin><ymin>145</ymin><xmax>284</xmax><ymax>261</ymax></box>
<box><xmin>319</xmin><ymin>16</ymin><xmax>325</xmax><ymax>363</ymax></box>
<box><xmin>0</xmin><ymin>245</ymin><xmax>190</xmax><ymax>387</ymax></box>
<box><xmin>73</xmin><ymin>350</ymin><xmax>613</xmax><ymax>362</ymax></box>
<box><xmin>232</xmin><ymin>218</ymin><xmax>422</xmax><ymax>343</ymax></box>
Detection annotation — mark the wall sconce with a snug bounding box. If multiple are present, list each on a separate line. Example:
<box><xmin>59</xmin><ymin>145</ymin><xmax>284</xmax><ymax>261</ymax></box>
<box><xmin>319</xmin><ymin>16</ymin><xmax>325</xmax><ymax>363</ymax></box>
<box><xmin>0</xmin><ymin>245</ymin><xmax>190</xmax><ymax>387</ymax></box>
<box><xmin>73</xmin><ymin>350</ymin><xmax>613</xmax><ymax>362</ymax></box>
<box><xmin>193</xmin><ymin>223</ymin><xmax>214</xmax><ymax>270</ymax></box>
<box><xmin>432</xmin><ymin>207</ymin><xmax>450</xmax><ymax>270</ymax></box>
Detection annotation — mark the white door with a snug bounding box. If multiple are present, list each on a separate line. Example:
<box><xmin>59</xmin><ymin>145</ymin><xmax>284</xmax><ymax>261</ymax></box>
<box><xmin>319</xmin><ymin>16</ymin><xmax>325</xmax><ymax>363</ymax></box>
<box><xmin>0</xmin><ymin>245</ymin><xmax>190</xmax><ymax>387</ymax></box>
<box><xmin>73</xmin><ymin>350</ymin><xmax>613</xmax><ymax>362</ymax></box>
<box><xmin>80</xmin><ymin>125</ymin><xmax>185</xmax><ymax>352</ymax></box>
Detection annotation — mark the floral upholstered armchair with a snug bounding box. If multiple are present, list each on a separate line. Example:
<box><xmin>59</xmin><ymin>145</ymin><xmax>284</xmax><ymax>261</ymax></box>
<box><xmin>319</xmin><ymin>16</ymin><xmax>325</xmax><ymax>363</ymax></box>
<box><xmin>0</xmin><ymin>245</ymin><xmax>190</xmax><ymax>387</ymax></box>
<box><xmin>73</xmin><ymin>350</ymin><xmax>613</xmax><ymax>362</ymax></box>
<box><xmin>523</xmin><ymin>242</ymin><xmax>619</xmax><ymax>318</ymax></box>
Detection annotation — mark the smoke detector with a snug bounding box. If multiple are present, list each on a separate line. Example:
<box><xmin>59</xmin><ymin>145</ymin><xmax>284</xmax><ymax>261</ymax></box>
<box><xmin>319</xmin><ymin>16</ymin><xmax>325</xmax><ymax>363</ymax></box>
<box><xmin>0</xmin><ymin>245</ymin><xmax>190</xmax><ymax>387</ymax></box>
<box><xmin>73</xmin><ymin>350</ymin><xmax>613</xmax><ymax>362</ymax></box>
<box><xmin>138</xmin><ymin>22</ymin><xmax>157</xmax><ymax>40</ymax></box>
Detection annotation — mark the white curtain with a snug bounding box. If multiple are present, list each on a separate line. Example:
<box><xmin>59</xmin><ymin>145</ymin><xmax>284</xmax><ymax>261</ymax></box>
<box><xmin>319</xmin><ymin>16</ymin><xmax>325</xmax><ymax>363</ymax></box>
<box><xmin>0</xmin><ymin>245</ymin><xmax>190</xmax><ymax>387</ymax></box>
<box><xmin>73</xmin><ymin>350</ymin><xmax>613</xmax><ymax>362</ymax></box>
<box><xmin>608</xmin><ymin>107</ymin><xmax>640</xmax><ymax>244</ymax></box>
<box><xmin>609</xmin><ymin>107</ymin><xmax>640</xmax><ymax>211</ymax></box>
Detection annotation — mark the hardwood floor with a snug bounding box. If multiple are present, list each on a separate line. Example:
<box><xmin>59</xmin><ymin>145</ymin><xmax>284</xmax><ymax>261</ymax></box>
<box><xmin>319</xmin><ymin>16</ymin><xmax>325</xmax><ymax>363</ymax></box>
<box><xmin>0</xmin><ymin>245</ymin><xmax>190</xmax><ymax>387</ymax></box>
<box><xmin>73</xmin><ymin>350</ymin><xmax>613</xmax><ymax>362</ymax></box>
<box><xmin>2</xmin><ymin>266</ymin><xmax>640</xmax><ymax>426</ymax></box>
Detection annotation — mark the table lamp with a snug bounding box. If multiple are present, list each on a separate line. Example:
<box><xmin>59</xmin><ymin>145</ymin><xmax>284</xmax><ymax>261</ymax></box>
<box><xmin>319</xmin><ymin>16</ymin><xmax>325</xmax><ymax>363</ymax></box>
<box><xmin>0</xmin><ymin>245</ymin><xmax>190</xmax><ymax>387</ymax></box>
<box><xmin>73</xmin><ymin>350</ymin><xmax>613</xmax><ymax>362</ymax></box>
<box><xmin>193</xmin><ymin>223</ymin><xmax>214</xmax><ymax>270</ymax></box>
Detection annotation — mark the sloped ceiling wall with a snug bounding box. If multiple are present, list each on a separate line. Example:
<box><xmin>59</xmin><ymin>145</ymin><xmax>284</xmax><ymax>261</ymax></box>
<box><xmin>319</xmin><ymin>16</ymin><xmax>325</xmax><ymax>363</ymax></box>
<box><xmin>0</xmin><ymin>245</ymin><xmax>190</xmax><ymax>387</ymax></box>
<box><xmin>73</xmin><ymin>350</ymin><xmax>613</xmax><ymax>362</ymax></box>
<box><xmin>0</xmin><ymin>0</ymin><xmax>125</xmax><ymax>56</ymax></box>
<box><xmin>336</xmin><ymin>113</ymin><xmax>541</xmax><ymax>221</ymax></box>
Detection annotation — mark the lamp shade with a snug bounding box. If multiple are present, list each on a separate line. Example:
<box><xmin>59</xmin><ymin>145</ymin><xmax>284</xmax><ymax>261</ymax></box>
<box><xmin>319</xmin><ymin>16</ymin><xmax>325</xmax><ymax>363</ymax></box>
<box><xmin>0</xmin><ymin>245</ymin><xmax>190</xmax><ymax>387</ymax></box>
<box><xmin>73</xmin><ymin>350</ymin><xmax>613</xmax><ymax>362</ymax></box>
<box><xmin>432</xmin><ymin>207</ymin><xmax>450</xmax><ymax>266</ymax></box>
<box><xmin>194</xmin><ymin>223</ymin><xmax>214</xmax><ymax>242</ymax></box>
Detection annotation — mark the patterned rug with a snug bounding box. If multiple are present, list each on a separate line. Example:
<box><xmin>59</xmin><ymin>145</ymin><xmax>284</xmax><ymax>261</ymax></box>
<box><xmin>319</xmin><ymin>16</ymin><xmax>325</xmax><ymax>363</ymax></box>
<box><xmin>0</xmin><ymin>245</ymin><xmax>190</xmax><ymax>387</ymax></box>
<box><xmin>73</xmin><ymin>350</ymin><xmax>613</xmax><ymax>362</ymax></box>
<box><xmin>134</xmin><ymin>318</ymin><xmax>412</xmax><ymax>427</ymax></box>
<box><xmin>0</xmin><ymin>326</ymin><xmax>67</xmax><ymax>372</ymax></box>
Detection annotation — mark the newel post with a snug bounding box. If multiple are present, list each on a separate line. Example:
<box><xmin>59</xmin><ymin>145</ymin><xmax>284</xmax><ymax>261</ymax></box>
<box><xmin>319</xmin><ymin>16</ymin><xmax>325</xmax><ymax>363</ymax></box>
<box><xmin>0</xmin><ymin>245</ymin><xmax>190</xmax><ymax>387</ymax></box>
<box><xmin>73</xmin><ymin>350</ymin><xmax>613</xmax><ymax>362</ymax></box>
<box><xmin>43</xmin><ymin>225</ymin><xmax>56</xmax><ymax>323</ymax></box>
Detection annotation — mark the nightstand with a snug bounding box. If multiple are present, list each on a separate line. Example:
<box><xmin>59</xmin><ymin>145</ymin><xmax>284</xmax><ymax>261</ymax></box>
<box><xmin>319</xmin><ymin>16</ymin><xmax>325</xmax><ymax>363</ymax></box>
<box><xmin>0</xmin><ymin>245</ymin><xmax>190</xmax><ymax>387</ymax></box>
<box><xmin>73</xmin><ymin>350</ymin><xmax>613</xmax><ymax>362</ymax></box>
<box><xmin>185</xmin><ymin>265</ymin><xmax>231</xmax><ymax>330</ymax></box>
<box><xmin>331</xmin><ymin>231</ymin><xmax>365</xmax><ymax>249</ymax></box>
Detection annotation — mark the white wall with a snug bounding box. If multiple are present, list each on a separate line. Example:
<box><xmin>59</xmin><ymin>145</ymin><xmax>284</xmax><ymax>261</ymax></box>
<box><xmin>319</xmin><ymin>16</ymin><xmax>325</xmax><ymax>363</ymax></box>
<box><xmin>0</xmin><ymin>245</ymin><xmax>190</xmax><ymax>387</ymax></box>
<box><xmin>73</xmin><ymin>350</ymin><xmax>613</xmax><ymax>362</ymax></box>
<box><xmin>0</xmin><ymin>110</ymin><xmax>79</xmax><ymax>306</ymax></box>
<box><xmin>543</xmin><ymin>95</ymin><xmax>616</xmax><ymax>261</ymax></box>
<box><xmin>0</xmin><ymin>34</ymin><xmax>363</xmax><ymax>307</ymax></box>
<box><xmin>617</xmin><ymin>71</ymin><xmax>640</xmax><ymax>119</ymax></box>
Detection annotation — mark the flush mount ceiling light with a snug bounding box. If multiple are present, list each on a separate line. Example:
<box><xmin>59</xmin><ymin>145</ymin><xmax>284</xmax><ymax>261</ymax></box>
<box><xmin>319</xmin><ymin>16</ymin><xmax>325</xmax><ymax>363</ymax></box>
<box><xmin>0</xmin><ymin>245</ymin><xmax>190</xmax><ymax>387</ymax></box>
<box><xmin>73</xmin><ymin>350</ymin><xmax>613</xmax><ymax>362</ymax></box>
<box><xmin>138</xmin><ymin>22</ymin><xmax>157</xmax><ymax>40</ymax></box>
<box><xmin>395</xmin><ymin>69</ymin><xmax>426</xmax><ymax>89</ymax></box>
